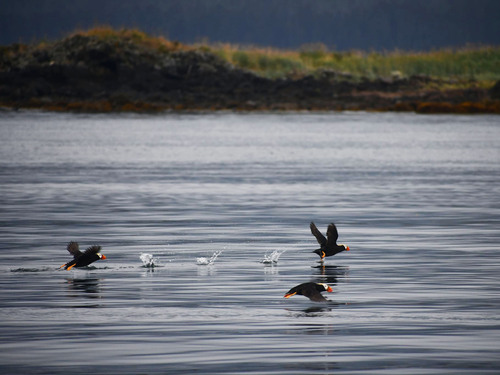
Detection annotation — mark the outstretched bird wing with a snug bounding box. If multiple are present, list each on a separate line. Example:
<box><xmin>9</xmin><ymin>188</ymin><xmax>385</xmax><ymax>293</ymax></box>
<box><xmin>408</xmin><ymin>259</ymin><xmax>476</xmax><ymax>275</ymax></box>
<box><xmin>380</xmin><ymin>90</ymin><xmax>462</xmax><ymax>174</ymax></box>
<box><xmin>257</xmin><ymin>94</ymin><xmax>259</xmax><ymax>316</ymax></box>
<box><xmin>326</xmin><ymin>223</ymin><xmax>339</xmax><ymax>245</ymax></box>
<box><xmin>83</xmin><ymin>245</ymin><xmax>102</xmax><ymax>255</ymax></box>
<box><xmin>310</xmin><ymin>222</ymin><xmax>327</xmax><ymax>246</ymax></box>
<box><xmin>303</xmin><ymin>288</ymin><xmax>328</xmax><ymax>302</ymax></box>
<box><xmin>66</xmin><ymin>241</ymin><xmax>82</xmax><ymax>258</ymax></box>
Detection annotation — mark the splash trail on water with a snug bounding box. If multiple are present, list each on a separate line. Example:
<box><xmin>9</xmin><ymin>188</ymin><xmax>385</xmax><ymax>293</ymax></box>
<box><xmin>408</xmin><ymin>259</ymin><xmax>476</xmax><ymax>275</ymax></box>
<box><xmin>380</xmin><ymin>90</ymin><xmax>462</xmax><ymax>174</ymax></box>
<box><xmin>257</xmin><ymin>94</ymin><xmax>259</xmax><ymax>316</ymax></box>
<box><xmin>140</xmin><ymin>253</ymin><xmax>160</xmax><ymax>268</ymax></box>
<box><xmin>197</xmin><ymin>250</ymin><xmax>223</xmax><ymax>265</ymax></box>
<box><xmin>260</xmin><ymin>250</ymin><xmax>286</xmax><ymax>265</ymax></box>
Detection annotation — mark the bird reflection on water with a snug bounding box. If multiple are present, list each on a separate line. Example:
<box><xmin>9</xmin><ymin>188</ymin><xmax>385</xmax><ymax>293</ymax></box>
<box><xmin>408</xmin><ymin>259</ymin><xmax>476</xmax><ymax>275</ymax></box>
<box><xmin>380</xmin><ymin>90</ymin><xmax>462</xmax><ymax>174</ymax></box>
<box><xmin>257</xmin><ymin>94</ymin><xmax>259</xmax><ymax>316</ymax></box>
<box><xmin>285</xmin><ymin>300</ymin><xmax>347</xmax><ymax>316</ymax></box>
<box><xmin>64</xmin><ymin>278</ymin><xmax>103</xmax><ymax>308</ymax></box>
<box><xmin>65</xmin><ymin>278</ymin><xmax>101</xmax><ymax>295</ymax></box>
<box><xmin>312</xmin><ymin>264</ymin><xmax>350</xmax><ymax>285</ymax></box>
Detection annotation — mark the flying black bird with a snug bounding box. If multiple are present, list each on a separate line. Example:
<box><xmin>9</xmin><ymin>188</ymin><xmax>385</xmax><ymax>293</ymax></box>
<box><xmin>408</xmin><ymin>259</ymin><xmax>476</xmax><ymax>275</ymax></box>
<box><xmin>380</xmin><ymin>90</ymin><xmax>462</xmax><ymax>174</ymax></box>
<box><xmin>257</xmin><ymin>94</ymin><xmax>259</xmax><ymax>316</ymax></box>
<box><xmin>310</xmin><ymin>222</ymin><xmax>349</xmax><ymax>260</ymax></box>
<box><xmin>283</xmin><ymin>282</ymin><xmax>333</xmax><ymax>302</ymax></box>
<box><xmin>60</xmin><ymin>241</ymin><xmax>106</xmax><ymax>270</ymax></box>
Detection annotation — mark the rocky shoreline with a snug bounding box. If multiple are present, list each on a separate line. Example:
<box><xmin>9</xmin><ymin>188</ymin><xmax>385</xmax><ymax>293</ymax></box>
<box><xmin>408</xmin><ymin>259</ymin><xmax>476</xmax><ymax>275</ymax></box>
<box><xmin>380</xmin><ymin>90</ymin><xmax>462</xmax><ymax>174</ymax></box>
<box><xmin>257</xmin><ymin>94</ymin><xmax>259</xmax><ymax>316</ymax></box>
<box><xmin>1</xmin><ymin>34</ymin><xmax>499</xmax><ymax>113</ymax></box>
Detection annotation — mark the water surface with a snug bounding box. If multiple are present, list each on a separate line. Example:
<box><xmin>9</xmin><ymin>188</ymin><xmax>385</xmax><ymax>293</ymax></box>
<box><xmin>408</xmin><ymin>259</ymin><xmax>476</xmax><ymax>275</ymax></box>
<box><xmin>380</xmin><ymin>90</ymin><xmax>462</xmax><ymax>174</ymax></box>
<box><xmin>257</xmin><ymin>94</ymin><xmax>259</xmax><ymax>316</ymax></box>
<box><xmin>0</xmin><ymin>111</ymin><xmax>499</xmax><ymax>374</ymax></box>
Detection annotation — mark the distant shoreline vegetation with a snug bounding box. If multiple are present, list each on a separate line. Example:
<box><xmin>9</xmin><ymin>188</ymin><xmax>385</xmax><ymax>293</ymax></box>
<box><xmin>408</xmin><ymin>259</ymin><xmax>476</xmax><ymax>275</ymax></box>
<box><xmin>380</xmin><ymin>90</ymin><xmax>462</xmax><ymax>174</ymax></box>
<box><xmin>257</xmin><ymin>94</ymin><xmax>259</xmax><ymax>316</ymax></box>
<box><xmin>1</xmin><ymin>26</ymin><xmax>499</xmax><ymax>113</ymax></box>
<box><xmin>29</xmin><ymin>26</ymin><xmax>500</xmax><ymax>82</ymax></box>
<box><xmin>209</xmin><ymin>42</ymin><xmax>500</xmax><ymax>83</ymax></box>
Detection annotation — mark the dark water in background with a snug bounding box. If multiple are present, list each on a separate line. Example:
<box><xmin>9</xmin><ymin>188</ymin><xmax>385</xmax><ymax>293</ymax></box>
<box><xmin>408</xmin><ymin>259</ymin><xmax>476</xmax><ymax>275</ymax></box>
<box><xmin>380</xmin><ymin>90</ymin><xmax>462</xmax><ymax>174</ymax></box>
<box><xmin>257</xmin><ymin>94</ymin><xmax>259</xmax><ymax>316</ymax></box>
<box><xmin>0</xmin><ymin>111</ymin><xmax>499</xmax><ymax>374</ymax></box>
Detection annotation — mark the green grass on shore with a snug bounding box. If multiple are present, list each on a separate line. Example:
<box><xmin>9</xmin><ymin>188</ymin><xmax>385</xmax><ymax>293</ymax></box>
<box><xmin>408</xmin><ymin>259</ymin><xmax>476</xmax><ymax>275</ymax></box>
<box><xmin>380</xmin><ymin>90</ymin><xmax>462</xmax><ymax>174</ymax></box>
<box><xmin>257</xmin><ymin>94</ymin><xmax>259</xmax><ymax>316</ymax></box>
<box><xmin>71</xmin><ymin>26</ymin><xmax>188</xmax><ymax>53</ymax></box>
<box><xmin>207</xmin><ymin>42</ymin><xmax>500</xmax><ymax>82</ymax></box>
<box><xmin>10</xmin><ymin>26</ymin><xmax>500</xmax><ymax>83</ymax></box>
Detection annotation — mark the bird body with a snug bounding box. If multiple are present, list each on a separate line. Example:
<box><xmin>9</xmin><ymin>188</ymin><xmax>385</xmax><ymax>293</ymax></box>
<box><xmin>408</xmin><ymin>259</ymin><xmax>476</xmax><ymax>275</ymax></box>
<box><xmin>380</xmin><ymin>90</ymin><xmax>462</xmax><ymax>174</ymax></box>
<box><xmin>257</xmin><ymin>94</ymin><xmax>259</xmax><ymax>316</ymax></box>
<box><xmin>310</xmin><ymin>222</ymin><xmax>349</xmax><ymax>260</ymax></box>
<box><xmin>284</xmin><ymin>282</ymin><xmax>333</xmax><ymax>302</ymax></box>
<box><xmin>60</xmin><ymin>241</ymin><xmax>106</xmax><ymax>270</ymax></box>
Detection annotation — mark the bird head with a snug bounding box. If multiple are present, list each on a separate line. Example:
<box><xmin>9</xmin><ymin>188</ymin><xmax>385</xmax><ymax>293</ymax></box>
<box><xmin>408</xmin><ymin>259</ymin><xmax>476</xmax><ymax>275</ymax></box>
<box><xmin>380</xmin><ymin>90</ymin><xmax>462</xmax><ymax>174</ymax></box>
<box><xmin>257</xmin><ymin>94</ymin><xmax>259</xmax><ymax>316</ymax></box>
<box><xmin>318</xmin><ymin>283</ymin><xmax>333</xmax><ymax>293</ymax></box>
<box><xmin>97</xmin><ymin>253</ymin><xmax>107</xmax><ymax>260</ymax></box>
<box><xmin>340</xmin><ymin>244</ymin><xmax>350</xmax><ymax>251</ymax></box>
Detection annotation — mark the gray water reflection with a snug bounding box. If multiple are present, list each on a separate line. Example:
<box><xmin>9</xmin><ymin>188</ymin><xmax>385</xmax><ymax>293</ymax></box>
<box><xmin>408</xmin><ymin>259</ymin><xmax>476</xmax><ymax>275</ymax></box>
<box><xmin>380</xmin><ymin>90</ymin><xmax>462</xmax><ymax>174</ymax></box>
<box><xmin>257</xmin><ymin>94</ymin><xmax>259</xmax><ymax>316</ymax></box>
<box><xmin>0</xmin><ymin>111</ymin><xmax>499</xmax><ymax>374</ymax></box>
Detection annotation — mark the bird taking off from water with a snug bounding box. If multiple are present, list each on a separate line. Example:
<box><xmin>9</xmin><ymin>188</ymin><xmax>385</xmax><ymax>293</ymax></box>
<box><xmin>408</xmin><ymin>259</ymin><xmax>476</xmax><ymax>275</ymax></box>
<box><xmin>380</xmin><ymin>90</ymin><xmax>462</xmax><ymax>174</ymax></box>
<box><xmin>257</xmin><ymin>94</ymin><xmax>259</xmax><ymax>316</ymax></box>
<box><xmin>60</xmin><ymin>241</ymin><xmax>106</xmax><ymax>270</ymax></box>
<box><xmin>310</xmin><ymin>222</ymin><xmax>349</xmax><ymax>260</ymax></box>
<box><xmin>284</xmin><ymin>282</ymin><xmax>333</xmax><ymax>302</ymax></box>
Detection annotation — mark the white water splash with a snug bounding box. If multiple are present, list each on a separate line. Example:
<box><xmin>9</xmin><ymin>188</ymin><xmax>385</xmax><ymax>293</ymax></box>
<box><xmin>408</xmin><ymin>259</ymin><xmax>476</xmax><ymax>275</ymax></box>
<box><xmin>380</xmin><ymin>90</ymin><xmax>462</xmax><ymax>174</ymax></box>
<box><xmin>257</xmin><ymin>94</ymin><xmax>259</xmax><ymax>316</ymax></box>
<box><xmin>260</xmin><ymin>250</ymin><xmax>285</xmax><ymax>265</ymax></box>
<box><xmin>196</xmin><ymin>250</ymin><xmax>223</xmax><ymax>266</ymax></box>
<box><xmin>140</xmin><ymin>253</ymin><xmax>160</xmax><ymax>268</ymax></box>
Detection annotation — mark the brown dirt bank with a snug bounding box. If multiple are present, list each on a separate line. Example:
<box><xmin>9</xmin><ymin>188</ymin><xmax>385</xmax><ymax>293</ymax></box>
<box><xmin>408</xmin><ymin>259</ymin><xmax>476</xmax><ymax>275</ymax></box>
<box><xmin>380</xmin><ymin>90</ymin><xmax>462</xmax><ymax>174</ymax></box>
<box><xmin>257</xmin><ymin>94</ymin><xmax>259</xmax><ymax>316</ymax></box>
<box><xmin>1</xmin><ymin>34</ymin><xmax>499</xmax><ymax>114</ymax></box>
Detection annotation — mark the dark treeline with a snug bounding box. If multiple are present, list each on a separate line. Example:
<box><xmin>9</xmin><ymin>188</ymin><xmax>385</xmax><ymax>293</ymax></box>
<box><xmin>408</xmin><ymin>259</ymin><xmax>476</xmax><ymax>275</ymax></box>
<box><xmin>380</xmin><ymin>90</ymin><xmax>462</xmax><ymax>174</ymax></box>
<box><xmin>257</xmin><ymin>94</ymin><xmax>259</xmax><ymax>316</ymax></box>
<box><xmin>1</xmin><ymin>0</ymin><xmax>499</xmax><ymax>51</ymax></box>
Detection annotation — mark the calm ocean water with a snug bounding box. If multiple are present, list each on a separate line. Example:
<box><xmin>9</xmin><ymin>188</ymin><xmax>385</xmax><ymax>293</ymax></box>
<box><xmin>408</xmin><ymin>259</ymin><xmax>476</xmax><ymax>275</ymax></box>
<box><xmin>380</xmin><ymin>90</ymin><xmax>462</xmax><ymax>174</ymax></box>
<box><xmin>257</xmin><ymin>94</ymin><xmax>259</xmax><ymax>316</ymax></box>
<box><xmin>0</xmin><ymin>111</ymin><xmax>499</xmax><ymax>374</ymax></box>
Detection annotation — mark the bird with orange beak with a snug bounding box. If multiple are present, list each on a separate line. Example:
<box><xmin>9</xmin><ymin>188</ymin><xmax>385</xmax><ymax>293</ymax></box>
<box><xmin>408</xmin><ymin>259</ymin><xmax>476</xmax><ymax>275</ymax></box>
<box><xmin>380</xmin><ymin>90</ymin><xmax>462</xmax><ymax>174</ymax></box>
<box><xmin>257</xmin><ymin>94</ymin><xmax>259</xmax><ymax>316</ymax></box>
<box><xmin>284</xmin><ymin>282</ymin><xmax>333</xmax><ymax>302</ymax></box>
<box><xmin>310</xmin><ymin>222</ymin><xmax>349</xmax><ymax>260</ymax></box>
<box><xmin>60</xmin><ymin>241</ymin><xmax>106</xmax><ymax>270</ymax></box>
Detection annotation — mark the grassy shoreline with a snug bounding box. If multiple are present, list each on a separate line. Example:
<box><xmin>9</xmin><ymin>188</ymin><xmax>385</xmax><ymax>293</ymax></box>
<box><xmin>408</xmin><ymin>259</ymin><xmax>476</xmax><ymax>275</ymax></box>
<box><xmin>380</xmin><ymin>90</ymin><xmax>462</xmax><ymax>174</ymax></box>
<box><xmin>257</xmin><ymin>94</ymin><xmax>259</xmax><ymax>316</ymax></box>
<box><xmin>207</xmin><ymin>42</ymin><xmax>500</xmax><ymax>83</ymax></box>
<box><xmin>14</xmin><ymin>26</ymin><xmax>500</xmax><ymax>83</ymax></box>
<box><xmin>1</xmin><ymin>27</ymin><xmax>499</xmax><ymax>113</ymax></box>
